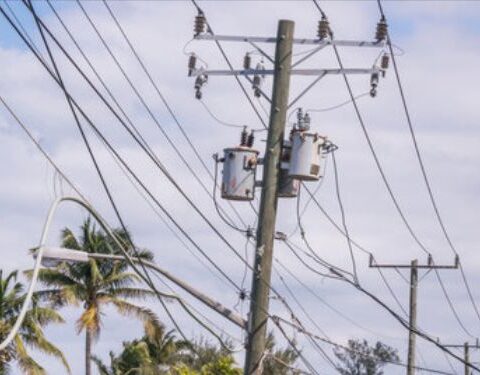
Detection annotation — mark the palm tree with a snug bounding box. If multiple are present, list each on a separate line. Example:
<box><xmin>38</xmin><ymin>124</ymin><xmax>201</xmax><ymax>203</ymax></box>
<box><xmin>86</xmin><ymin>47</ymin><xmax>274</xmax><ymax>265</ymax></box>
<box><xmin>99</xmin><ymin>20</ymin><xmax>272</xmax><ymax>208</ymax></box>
<box><xmin>0</xmin><ymin>270</ymin><xmax>69</xmax><ymax>374</ymax></box>
<box><xmin>262</xmin><ymin>332</ymin><xmax>300</xmax><ymax>375</ymax></box>
<box><xmin>92</xmin><ymin>326</ymin><xmax>184</xmax><ymax>375</ymax></box>
<box><xmin>31</xmin><ymin>219</ymin><xmax>163</xmax><ymax>375</ymax></box>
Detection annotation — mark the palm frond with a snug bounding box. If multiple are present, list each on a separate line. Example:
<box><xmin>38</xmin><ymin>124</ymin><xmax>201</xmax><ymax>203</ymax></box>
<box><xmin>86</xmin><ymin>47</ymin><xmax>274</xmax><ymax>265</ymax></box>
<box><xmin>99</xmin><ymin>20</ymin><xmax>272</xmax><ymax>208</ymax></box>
<box><xmin>14</xmin><ymin>335</ymin><xmax>45</xmax><ymax>375</ymax></box>
<box><xmin>109</xmin><ymin>299</ymin><xmax>163</xmax><ymax>340</ymax></box>
<box><xmin>91</xmin><ymin>355</ymin><xmax>112</xmax><ymax>375</ymax></box>
<box><xmin>76</xmin><ymin>304</ymin><xmax>101</xmax><ymax>340</ymax></box>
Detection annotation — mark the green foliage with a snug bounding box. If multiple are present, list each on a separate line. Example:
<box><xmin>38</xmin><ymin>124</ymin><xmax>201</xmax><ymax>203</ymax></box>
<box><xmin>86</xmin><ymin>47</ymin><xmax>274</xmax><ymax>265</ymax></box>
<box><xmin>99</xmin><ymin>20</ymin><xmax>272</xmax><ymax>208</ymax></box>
<box><xmin>334</xmin><ymin>339</ymin><xmax>400</xmax><ymax>375</ymax></box>
<box><xmin>31</xmin><ymin>218</ymin><xmax>161</xmax><ymax>374</ymax></box>
<box><xmin>262</xmin><ymin>332</ymin><xmax>300</xmax><ymax>375</ymax></box>
<box><xmin>0</xmin><ymin>270</ymin><xmax>69</xmax><ymax>374</ymax></box>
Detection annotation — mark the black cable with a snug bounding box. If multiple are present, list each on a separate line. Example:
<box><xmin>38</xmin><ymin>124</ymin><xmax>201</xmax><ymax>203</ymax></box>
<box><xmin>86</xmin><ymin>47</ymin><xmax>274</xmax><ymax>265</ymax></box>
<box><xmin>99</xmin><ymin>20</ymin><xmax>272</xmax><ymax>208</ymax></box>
<box><xmin>331</xmin><ymin>151</ymin><xmax>358</xmax><ymax>283</ymax></box>
<box><xmin>312</xmin><ymin>0</ymin><xmax>476</xmax><ymax>340</ymax></box>
<box><xmin>22</xmin><ymin>0</ymin><xmax>229</xmax><ymax>296</ymax></box>
<box><xmin>275</xmin><ymin>258</ymin><xmax>403</xmax><ymax>340</ymax></box>
<box><xmin>14</xmin><ymin>2</ymin><xmax>252</xmax><ymax>285</ymax></box>
<box><xmin>272</xmin><ymin>318</ymin><xmax>323</xmax><ymax>375</ymax></box>
<box><xmin>100</xmin><ymin>0</ymin><xmax>249</xmax><ymax>229</ymax></box>
<box><xmin>271</xmin><ymin>278</ymin><xmax>340</xmax><ymax>374</ymax></box>
<box><xmin>4</xmin><ymin>3</ymin><xmax>241</xmax><ymax>293</ymax></box>
<box><xmin>26</xmin><ymin>0</ymin><xmax>193</xmax><ymax>346</ymax></box>
<box><xmin>74</xmin><ymin>0</ymin><xmax>246</xmax><ymax>232</ymax></box>
<box><xmin>5</xmin><ymin>6</ymin><xmax>309</xmax><ymax>346</ymax></box>
<box><xmin>328</xmin><ymin>268</ymin><xmax>480</xmax><ymax>372</ymax></box>
<box><xmin>1</xmin><ymin>95</ymin><xmax>232</xmax><ymax>354</ymax></box>
<box><xmin>376</xmin><ymin>0</ymin><xmax>480</xmax><ymax>330</ymax></box>
<box><xmin>434</xmin><ymin>268</ymin><xmax>475</xmax><ymax>338</ymax></box>
<box><xmin>275</xmin><ymin>317</ymin><xmax>456</xmax><ymax>375</ymax></box>
<box><xmin>190</xmin><ymin>0</ymin><xmax>268</xmax><ymax>130</ymax></box>
<box><xmin>184</xmin><ymin>3</ymin><xmax>470</xmax><ymax>370</ymax></box>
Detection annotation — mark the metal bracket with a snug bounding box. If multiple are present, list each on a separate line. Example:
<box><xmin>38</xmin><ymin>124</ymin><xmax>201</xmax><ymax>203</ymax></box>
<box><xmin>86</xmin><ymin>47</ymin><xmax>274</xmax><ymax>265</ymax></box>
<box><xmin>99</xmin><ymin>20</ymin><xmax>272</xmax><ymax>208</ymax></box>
<box><xmin>369</xmin><ymin>255</ymin><xmax>459</xmax><ymax>269</ymax></box>
<box><xmin>190</xmin><ymin>67</ymin><xmax>382</xmax><ymax>77</ymax></box>
<box><xmin>195</xmin><ymin>33</ymin><xmax>386</xmax><ymax>48</ymax></box>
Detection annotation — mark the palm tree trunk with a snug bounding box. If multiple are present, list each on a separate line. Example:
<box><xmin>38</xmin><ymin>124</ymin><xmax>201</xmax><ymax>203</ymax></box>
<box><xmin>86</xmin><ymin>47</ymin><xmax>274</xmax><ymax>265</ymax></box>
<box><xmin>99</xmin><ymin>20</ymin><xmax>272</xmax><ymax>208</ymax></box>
<box><xmin>85</xmin><ymin>329</ymin><xmax>92</xmax><ymax>375</ymax></box>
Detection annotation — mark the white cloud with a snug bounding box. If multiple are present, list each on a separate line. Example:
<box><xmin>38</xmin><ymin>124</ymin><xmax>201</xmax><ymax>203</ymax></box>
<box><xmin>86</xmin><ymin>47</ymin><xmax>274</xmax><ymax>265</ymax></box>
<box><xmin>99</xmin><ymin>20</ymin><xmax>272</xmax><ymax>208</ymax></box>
<box><xmin>1</xmin><ymin>1</ymin><xmax>479</xmax><ymax>374</ymax></box>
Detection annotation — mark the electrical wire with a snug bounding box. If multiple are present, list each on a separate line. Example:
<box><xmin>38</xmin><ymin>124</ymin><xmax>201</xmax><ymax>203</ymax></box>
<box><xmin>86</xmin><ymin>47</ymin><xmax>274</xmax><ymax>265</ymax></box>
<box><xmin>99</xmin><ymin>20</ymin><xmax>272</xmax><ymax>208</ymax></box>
<box><xmin>190</xmin><ymin>0</ymin><xmax>268</xmax><ymax>131</ymax></box>
<box><xmin>306</xmin><ymin>92</ymin><xmax>370</xmax><ymax>114</ymax></box>
<box><xmin>184</xmin><ymin>2</ymin><xmax>476</xmax><ymax>372</ymax></box>
<box><xmin>43</xmin><ymin>1</ymin><xmax>233</xmax><ymax>291</ymax></box>
<box><xmin>331</xmin><ymin>151</ymin><xmax>358</xmax><ymax>283</ymax></box>
<box><xmin>3</xmin><ymin>3</ymin><xmax>242</xmax><ymax>293</ymax></box>
<box><xmin>275</xmin><ymin>317</ymin><xmax>456</xmax><ymax>375</ymax></box>
<box><xmin>274</xmin><ymin>258</ymin><xmax>405</xmax><ymax>342</ymax></box>
<box><xmin>312</xmin><ymin>0</ymin><xmax>477</xmax><ymax>341</ymax></box>
<box><xmin>27</xmin><ymin>0</ymin><xmax>194</xmax><ymax>346</ymax></box>
<box><xmin>5</xmin><ymin>6</ymin><xmax>312</xmax><ymax>356</ymax></box>
<box><xmin>0</xmin><ymin>97</ymin><xmax>227</xmax><ymax>354</ymax></box>
<box><xmin>376</xmin><ymin>0</ymin><xmax>480</xmax><ymax>332</ymax></box>
<box><xmin>200</xmin><ymin>99</ymin><xmax>245</xmax><ymax>129</ymax></box>
<box><xmin>12</xmin><ymin>2</ymin><xmax>253</xmax><ymax>289</ymax></box>
<box><xmin>74</xmin><ymin>0</ymin><xmax>247</xmax><ymax>232</ymax></box>
<box><xmin>101</xmin><ymin>0</ymin><xmax>252</xmax><ymax>227</ymax></box>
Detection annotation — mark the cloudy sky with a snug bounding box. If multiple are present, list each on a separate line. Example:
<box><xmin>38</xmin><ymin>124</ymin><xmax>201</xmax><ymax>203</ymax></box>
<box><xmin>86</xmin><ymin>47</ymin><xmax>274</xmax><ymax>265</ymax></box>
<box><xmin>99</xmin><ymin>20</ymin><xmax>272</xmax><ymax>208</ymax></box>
<box><xmin>1</xmin><ymin>0</ymin><xmax>480</xmax><ymax>374</ymax></box>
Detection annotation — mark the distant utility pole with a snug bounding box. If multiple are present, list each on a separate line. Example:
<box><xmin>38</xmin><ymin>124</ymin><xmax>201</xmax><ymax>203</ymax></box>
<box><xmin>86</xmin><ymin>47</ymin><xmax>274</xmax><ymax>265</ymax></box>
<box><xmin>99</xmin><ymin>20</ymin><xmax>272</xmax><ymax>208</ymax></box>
<box><xmin>244</xmin><ymin>19</ymin><xmax>295</xmax><ymax>375</ymax></box>
<box><xmin>369</xmin><ymin>255</ymin><xmax>459</xmax><ymax>375</ymax></box>
<box><xmin>444</xmin><ymin>340</ymin><xmax>480</xmax><ymax>375</ymax></box>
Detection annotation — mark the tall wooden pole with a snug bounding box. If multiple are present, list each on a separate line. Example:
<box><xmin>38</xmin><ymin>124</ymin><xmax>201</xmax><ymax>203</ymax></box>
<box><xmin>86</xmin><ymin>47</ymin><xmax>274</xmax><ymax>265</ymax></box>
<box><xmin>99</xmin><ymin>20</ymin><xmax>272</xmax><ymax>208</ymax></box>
<box><xmin>407</xmin><ymin>259</ymin><xmax>418</xmax><ymax>375</ymax></box>
<box><xmin>244</xmin><ymin>19</ymin><xmax>294</xmax><ymax>375</ymax></box>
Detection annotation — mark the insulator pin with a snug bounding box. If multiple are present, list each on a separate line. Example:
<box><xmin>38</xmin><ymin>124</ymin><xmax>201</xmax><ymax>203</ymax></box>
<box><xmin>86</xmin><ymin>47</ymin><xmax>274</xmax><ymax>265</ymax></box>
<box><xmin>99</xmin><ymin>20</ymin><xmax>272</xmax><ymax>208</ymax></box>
<box><xmin>243</xmin><ymin>53</ymin><xmax>251</xmax><ymax>70</ymax></box>
<box><xmin>317</xmin><ymin>16</ymin><xmax>330</xmax><ymax>40</ymax></box>
<box><xmin>247</xmin><ymin>131</ymin><xmax>255</xmax><ymax>148</ymax></box>
<box><xmin>370</xmin><ymin>72</ymin><xmax>379</xmax><ymax>97</ymax></box>
<box><xmin>188</xmin><ymin>54</ymin><xmax>197</xmax><ymax>76</ymax></box>
<box><xmin>380</xmin><ymin>53</ymin><xmax>390</xmax><ymax>77</ymax></box>
<box><xmin>194</xmin><ymin>11</ymin><xmax>206</xmax><ymax>36</ymax></box>
<box><xmin>375</xmin><ymin>16</ymin><xmax>388</xmax><ymax>42</ymax></box>
<box><xmin>252</xmin><ymin>75</ymin><xmax>261</xmax><ymax>98</ymax></box>
<box><xmin>240</xmin><ymin>127</ymin><xmax>248</xmax><ymax>146</ymax></box>
<box><xmin>381</xmin><ymin>53</ymin><xmax>390</xmax><ymax>69</ymax></box>
<box><xmin>194</xmin><ymin>74</ymin><xmax>207</xmax><ymax>99</ymax></box>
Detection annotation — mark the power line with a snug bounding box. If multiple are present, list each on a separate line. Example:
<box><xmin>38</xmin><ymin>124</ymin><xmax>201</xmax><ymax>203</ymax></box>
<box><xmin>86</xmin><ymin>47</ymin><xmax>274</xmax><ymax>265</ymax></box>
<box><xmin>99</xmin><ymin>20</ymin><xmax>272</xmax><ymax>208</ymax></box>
<box><xmin>3</xmin><ymin>3</ymin><xmax>242</xmax><ymax>293</ymax></box>
<box><xmin>376</xmin><ymin>0</ymin><xmax>480</xmax><ymax>331</ymax></box>
<box><xmin>0</xmin><ymin>93</ymin><xmax>231</xmax><ymax>352</ymax></box>
<box><xmin>275</xmin><ymin>317</ymin><xmax>456</xmax><ymax>375</ymax></box>
<box><xmin>27</xmin><ymin>0</ymin><xmax>193</xmax><ymax>346</ymax></box>
<box><xmin>312</xmin><ymin>0</ymin><xmax>476</xmax><ymax>343</ymax></box>
<box><xmin>331</xmin><ymin>151</ymin><xmax>358</xmax><ymax>283</ymax></box>
<box><xmin>13</xmin><ymin>2</ymin><xmax>255</xmax><ymax>288</ymax></box>
<box><xmin>43</xmin><ymin>0</ymin><xmax>228</xmax><ymax>288</ymax></box>
<box><xmin>5</xmin><ymin>10</ymin><xmax>316</xmax><ymax>362</ymax></box>
<box><xmin>101</xmin><ymin>0</ymin><xmax>251</xmax><ymax>227</ymax></box>
<box><xmin>74</xmin><ymin>0</ymin><xmax>247</xmax><ymax>232</ymax></box>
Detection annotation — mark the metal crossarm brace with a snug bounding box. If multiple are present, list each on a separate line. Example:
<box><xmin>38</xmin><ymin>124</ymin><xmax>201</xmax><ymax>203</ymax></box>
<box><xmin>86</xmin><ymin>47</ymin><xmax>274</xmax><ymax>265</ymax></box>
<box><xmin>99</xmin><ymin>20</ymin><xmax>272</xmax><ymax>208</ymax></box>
<box><xmin>195</xmin><ymin>33</ymin><xmax>386</xmax><ymax>48</ymax></box>
<box><xmin>369</xmin><ymin>254</ymin><xmax>460</xmax><ymax>269</ymax></box>
<box><xmin>190</xmin><ymin>67</ymin><xmax>381</xmax><ymax>77</ymax></box>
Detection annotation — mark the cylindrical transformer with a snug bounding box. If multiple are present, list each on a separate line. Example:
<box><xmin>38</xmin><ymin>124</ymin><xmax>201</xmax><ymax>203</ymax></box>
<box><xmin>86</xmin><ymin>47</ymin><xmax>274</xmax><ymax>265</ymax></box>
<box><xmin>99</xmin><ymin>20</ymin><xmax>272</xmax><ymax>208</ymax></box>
<box><xmin>288</xmin><ymin>131</ymin><xmax>325</xmax><ymax>181</ymax></box>
<box><xmin>278</xmin><ymin>164</ymin><xmax>300</xmax><ymax>198</ymax></box>
<box><xmin>221</xmin><ymin>147</ymin><xmax>259</xmax><ymax>201</ymax></box>
<box><xmin>278</xmin><ymin>141</ymin><xmax>300</xmax><ymax>198</ymax></box>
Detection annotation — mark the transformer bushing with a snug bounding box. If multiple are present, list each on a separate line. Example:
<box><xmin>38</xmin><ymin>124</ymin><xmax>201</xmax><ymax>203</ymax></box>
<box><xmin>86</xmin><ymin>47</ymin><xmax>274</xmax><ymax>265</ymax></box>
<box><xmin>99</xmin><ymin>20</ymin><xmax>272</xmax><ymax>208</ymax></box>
<box><xmin>221</xmin><ymin>147</ymin><xmax>259</xmax><ymax>201</ymax></box>
<box><xmin>288</xmin><ymin>130</ymin><xmax>326</xmax><ymax>181</ymax></box>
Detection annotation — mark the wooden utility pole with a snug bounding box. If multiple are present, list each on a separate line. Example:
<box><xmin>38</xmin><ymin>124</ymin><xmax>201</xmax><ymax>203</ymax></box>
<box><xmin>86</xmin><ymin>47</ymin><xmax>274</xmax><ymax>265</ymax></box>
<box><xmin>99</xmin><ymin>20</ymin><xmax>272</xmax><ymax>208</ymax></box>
<box><xmin>444</xmin><ymin>340</ymin><xmax>480</xmax><ymax>375</ymax></box>
<box><xmin>407</xmin><ymin>259</ymin><xmax>418</xmax><ymax>375</ymax></box>
<box><xmin>465</xmin><ymin>343</ymin><xmax>470</xmax><ymax>375</ymax></box>
<box><xmin>369</xmin><ymin>255</ymin><xmax>458</xmax><ymax>375</ymax></box>
<box><xmin>244</xmin><ymin>19</ymin><xmax>295</xmax><ymax>375</ymax></box>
